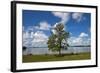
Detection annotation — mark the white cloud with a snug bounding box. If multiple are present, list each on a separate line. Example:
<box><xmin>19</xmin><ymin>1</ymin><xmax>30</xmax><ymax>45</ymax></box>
<box><xmin>68</xmin><ymin>32</ymin><xmax>90</xmax><ymax>46</ymax></box>
<box><xmin>26</xmin><ymin>26</ymin><xmax>34</xmax><ymax>32</ymax></box>
<box><xmin>30</xmin><ymin>32</ymin><xmax>34</xmax><ymax>38</ymax></box>
<box><xmin>31</xmin><ymin>31</ymin><xmax>48</xmax><ymax>47</ymax></box>
<box><xmin>23</xmin><ymin>31</ymin><xmax>30</xmax><ymax>39</ymax></box>
<box><xmin>23</xmin><ymin>29</ymin><xmax>48</xmax><ymax>47</ymax></box>
<box><xmin>68</xmin><ymin>37</ymin><xmax>90</xmax><ymax>46</ymax></box>
<box><xmin>32</xmin><ymin>31</ymin><xmax>48</xmax><ymax>42</ymax></box>
<box><xmin>35</xmin><ymin>21</ymin><xmax>51</xmax><ymax>30</ymax></box>
<box><xmin>23</xmin><ymin>30</ymin><xmax>34</xmax><ymax>47</ymax></box>
<box><xmin>32</xmin><ymin>31</ymin><xmax>48</xmax><ymax>47</ymax></box>
<box><xmin>23</xmin><ymin>21</ymin><xmax>50</xmax><ymax>47</ymax></box>
<box><xmin>79</xmin><ymin>32</ymin><xmax>88</xmax><ymax>37</ymax></box>
<box><xmin>51</xmin><ymin>23</ymin><xmax>58</xmax><ymax>34</ymax></box>
<box><xmin>72</xmin><ymin>13</ymin><xmax>83</xmax><ymax>22</ymax></box>
<box><xmin>52</xmin><ymin>12</ymin><xmax>70</xmax><ymax>24</ymax></box>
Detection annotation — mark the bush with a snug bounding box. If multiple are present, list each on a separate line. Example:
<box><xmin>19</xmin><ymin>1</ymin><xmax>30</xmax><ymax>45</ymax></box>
<box><xmin>23</xmin><ymin>46</ymin><xmax>27</xmax><ymax>51</ymax></box>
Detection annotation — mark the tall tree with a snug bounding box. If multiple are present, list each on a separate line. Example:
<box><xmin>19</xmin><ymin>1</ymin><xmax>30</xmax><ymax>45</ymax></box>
<box><xmin>47</xmin><ymin>23</ymin><xmax>70</xmax><ymax>55</ymax></box>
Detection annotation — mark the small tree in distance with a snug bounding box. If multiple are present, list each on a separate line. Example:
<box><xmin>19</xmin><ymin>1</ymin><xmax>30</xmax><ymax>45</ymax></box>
<box><xmin>23</xmin><ymin>46</ymin><xmax>27</xmax><ymax>51</ymax></box>
<box><xmin>47</xmin><ymin>23</ymin><xmax>70</xmax><ymax>56</ymax></box>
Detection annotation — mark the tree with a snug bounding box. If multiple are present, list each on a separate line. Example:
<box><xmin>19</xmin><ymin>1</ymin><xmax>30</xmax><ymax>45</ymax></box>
<box><xmin>23</xmin><ymin>46</ymin><xmax>27</xmax><ymax>51</ymax></box>
<box><xmin>47</xmin><ymin>23</ymin><xmax>70</xmax><ymax>55</ymax></box>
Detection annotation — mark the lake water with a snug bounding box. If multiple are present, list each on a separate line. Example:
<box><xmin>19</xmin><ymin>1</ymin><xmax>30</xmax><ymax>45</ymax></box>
<box><xmin>23</xmin><ymin>47</ymin><xmax>90</xmax><ymax>55</ymax></box>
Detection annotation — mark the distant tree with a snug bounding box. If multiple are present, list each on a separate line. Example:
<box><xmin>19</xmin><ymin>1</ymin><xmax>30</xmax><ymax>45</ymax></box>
<box><xmin>47</xmin><ymin>23</ymin><xmax>70</xmax><ymax>55</ymax></box>
<box><xmin>23</xmin><ymin>46</ymin><xmax>27</xmax><ymax>51</ymax></box>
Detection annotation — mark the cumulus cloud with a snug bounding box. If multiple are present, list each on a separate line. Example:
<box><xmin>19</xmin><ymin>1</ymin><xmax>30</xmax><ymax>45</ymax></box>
<box><xmin>23</xmin><ymin>21</ymin><xmax>50</xmax><ymax>47</ymax></box>
<box><xmin>23</xmin><ymin>31</ymin><xmax>30</xmax><ymax>39</ymax></box>
<box><xmin>52</xmin><ymin>12</ymin><xmax>70</xmax><ymax>24</ymax></box>
<box><xmin>23</xmin><ymin>28</ymin><xmax>48</xmax><ymax>47</ymax></box>
<box><xmin>51</xmin><ymin>23</ymin><xmax>58</xmax><ymax>34</ymax></box>
<box><xmin>31</xmin><ymin>31</ymin><xmax>48</xmax><ymax>47</ymax></box>
<box><xmin>52</xmin><ymin>12</ymin><xmax>84</xmax><ymax>23</ymax></box>
<box><xmin>32</xmin><ymin>31</ymin><xmax>48</xmax><ymax>42</ymax></box>
<box><xmin>23</xmin><ymin>30</ymin><xmax>34</xmax><ymax>47</ymax></box>
<box><xmin>79</xmin><ymin>32</ymin><xmax>88</xmax><ymax>37</ymax></box>
<box><xmin>72</xmin><ymin>13</ymin><xmax>83</xmax><ymax>22</ymax></box>
<box><xmin>35</xmin><ymin>21</ymin><xmax>51</xmax><ymax>30</ymax></box>
<box><xmin>68</xmin><ymin>32</ymin><xmax>90</xmax><ymax>46</ymax></box>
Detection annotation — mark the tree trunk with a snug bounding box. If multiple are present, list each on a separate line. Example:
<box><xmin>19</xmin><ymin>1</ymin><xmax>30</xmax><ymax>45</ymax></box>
<box><xmin>59</xmin><ymin>49</ymin><xmax>61</xmax><ymax>55</ymax></box>
<box><xmin>59</xmin><ymin>40</ymin><xmax>62</xmax><ymax>56</ymax></box>
<box><xmin>58</xmin><ymin>32</ymin><xmax>62</xmax><ymax>56</ymax></box>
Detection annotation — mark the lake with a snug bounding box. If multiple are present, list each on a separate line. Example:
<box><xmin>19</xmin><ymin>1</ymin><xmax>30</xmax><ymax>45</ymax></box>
<box><xmin>23</xmin><ymin>47</ymin><xmax>91</xmax><ymax>55</ymax></box>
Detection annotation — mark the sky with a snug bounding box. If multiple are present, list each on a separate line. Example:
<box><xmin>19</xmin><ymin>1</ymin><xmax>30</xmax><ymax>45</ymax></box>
<box><xmin>22</xmin><ymin>10</ymin><xmax>91</xmax><ymax>47</ymax></box>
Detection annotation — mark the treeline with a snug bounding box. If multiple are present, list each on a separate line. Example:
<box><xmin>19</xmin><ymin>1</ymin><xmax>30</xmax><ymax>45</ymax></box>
<box><xmin>69</xmin><ymin>45</ymin><xmax>91</xmax><ymax>47</ymax></box>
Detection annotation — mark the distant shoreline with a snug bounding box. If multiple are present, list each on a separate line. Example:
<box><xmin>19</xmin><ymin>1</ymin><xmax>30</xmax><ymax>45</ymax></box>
<box><xmin>26</xmin><ymin>46</ymin><xmax>91</xmax><ymax>48</ymax></box>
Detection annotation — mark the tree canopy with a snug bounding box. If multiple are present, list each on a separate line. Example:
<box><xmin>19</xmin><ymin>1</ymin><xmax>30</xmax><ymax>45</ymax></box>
<box><xmin>47</xmin><ymin>23</ymin><xmax>70</xmax><ymax>55</ymax></box>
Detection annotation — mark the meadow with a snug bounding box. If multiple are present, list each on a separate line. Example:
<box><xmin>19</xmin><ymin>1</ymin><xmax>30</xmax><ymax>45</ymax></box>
<box><xmin>23</xmin><ymin>52</ymin><xmax>91</xmax><ymax>63</ymax></box>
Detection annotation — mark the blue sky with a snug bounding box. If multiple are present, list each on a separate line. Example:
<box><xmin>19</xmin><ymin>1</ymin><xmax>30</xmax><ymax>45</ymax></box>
<box><xmin>22</xmin><ymin>10</ymin><xmax>91</xmax><ymax>47</ymax></box>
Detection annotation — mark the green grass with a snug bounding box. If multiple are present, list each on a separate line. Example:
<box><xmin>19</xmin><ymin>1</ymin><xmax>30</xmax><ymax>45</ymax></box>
<box><xmin>23</xmin><ymin>52</ymin><xmax>91</xmax><ymax>63</ymax></box>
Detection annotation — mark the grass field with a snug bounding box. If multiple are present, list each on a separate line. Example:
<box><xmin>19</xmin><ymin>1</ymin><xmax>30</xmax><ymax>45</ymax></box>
<box><xmin>23</xmin><ymin>52</ymin><xmax>91</xmax><ymax>63</ymax></box>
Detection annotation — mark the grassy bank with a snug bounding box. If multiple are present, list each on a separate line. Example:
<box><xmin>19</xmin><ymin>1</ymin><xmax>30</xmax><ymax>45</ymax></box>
<box><xmin>23</xmin><ymin>52</ymin><xmax>91</xmax><ymax>63</ymax></box>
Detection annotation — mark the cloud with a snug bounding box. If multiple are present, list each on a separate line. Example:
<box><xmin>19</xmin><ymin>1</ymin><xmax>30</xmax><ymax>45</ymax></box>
<box><xmin>32</xmin><ymin>31</ymin><xmax>48</xmax><ymax>42</ymax></box>
<box><xmin>51</xmin><ymin>23</ymin><xmax>58</xmax><ymax>34</ymax></box>
<box><xmin>35</xmin><ymin>21</ymin><xmax>51</xmax><ymax>30</ymax></box>
<box><xmin>23</xmin><ymin>30</ymin><xmax>34</xmax><ymax>47</ymax></box>
<box><xmin>52</xmin><ymin>12</ymin><xmax>70</xmax><ymax>24</ymax></box>
<box><xmin>23</xmin><ymin>29</ymin><xmax>48</xmax><ymax>47</ymax></box>
<box><xmin>68</xmin><ymin>32</ymin><xmax>90</xmax><ymax>46</ymax></box>
<box><xmin>79</xmin><ymin>32</ymin><xmax>88</xmax><ymax>37</ymax></box>
<box><xmin>31</xmin><ymin>31</ymin><xmax>48</xmax><ymax>47</ymax></box>
<box><xmin>23</xmin><ymin>21</ymin><xmax>50</xmax><ymax>47</ymax></box>
<box><xmin>72</xmin><ymin>13</ymin><xmax>83</xmax><ymax>22</ymax></box>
